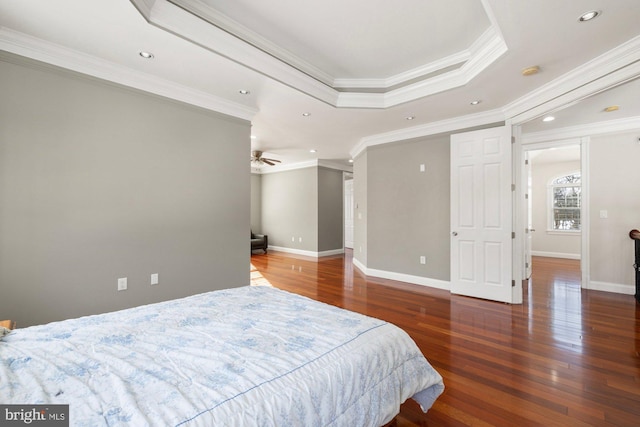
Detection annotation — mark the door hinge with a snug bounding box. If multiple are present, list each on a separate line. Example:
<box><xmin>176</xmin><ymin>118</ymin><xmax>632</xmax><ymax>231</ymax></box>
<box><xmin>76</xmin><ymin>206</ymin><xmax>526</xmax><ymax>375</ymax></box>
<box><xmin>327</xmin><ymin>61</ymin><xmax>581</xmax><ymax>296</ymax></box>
<box><xmin>525</xmin><ymin>262</ymin><xmax>529</xmax><ymax>269</ymax></box>
<box><xmin>525</xmin><ymin>193</ymin><xmax>529</xmax><ymax>199</ymax></box>
<box><xmin>525</xmin><ymin>159</ymin><xmax>529</xmax><ymax>165</ymax></box>
<box><xmin>511</xmin><ymin>136</ymin><xmax>516</xmax><ymax>144</ymax></box>
<box><xmin>511</xmin><ymin>183</ymin><xmax>516</xmax><ymax>191</ymax></box>
<box><xmin>512</xmin><ymin>279</ymin><xmax>516</xmax><ymax>287</ymax></box>
<box><xmin>512</xmin><ymin>231</ymin><xmax>516</xmax><ymax>239</ymax></box>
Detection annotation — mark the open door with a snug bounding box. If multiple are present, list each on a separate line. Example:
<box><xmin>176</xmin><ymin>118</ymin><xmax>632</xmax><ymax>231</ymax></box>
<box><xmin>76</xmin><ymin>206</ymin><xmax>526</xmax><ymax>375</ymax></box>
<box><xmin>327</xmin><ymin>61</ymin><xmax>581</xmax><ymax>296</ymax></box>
<box><xmin>450</xmin><ymin>126</ymin><xmax>513</xmax><ymax>303</ymax></box>
<box><xmin>525</xmin><ymin>151</ymin><xmax>533</xmax><ymax>279</ymax></box>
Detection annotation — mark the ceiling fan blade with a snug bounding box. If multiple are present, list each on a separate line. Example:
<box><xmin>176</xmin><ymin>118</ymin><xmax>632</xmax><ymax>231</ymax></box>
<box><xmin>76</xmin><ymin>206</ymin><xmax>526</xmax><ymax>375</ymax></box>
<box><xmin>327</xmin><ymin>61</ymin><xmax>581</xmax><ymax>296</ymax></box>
<box><xmin>262</xmin><ymin>159</ymin><xmax>276</xmax><ymax>166</ymax></box>
<box><xmin>264</xmin><ymin>158</ymin><xmax>281</xmax><ymax>163</ymax></box>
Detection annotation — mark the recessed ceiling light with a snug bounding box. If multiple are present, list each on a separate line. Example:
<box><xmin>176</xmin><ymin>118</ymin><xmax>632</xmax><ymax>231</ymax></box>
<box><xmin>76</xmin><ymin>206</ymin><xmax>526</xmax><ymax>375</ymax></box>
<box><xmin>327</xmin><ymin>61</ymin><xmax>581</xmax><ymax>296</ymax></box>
<box><xmin>239</xmin><ymin>90</ymin><xmax>250</xmax><ymax>95</ymax></box>
<box><xmin>309</xmin><ymin>149</ymin><xmax>317</xmax><ymax>153</ymax></box>
<box><xmin>250</xmin><ymin>135</ymin><xmax>257</xmax><ymax>139</ymax></box>
<box><xmin>603</xmin><ymin>105</ymin><xmax>619</xmax><ymax>112</ymax></box>
<box><xmin>302</xmin><ymin>112</ymin><xmax>311</xmax><ymax>117</ymax></box>
<box><xmin>348</xmin><ymin>159</ymin><xmax>354</xmax><ymax>163</ymax></box>
<box><xmin>405</xmin><ymin>116</ymin><xmax>415</xmax><ymax>120</ymax></box>
<box><xmin>521</xmin><ymin>66</ymin><xmax>540</xmax><ymax>76</ymax></box>
<box><xmin>579</xmin><ymin>10</ymin><xmax>601</xmax><ymax>22</ymax></box>
<box><xmin>139</xmin><ymin>51</ymin><xmax>154</xmax><ymax>59</ymax></box>
<box><xmin>542</xmin><ymin>116</ymin><xmax>555</xmax><ymax>122</ymax></box>
<box><xmin>470</xmin><ymin>100</ymin><xmax>481</xmax><ymax>105</ymax></box>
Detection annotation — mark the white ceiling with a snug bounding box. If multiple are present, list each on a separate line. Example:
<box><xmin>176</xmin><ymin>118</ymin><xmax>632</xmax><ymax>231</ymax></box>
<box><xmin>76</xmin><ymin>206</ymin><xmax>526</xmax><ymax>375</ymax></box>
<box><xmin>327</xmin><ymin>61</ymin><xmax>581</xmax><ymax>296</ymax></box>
<box><xmin>1</xmin><ymin>0</ymin><xmax>639</xmax><ymax>168</ymax></box>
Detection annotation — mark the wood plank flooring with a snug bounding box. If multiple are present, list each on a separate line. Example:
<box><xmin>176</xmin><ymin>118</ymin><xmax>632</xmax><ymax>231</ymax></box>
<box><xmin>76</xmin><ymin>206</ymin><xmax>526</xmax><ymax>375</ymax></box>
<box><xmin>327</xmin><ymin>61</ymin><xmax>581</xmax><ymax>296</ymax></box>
<box><xmin>250</xmin><ymin>251</ymin><xmax>640</xmax><ymax>426</ymax></box>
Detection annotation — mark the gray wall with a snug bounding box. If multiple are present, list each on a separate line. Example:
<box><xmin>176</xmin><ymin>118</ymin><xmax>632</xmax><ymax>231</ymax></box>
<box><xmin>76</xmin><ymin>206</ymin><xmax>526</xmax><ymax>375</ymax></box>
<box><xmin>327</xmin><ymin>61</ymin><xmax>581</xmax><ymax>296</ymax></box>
<box><xmin>318</xmin><ymin>167</ymin><xmax>344</xmax><ymax>252</ymax></box>
<box><xmin>261</xmin><ymin>168</ymin><xmax>318</xmax><ymax>251</ymax></box>
<box><xmin>250</xmin><ymin>173</ymin><xmax>262</xmax><ymax>233</ymax></box>
<box><xmin>590</xmin><ymin>131</ymin><xmax>640</xmax><ymax>290</ymax></box>
<box><xmin>0</xmin><ymin>54</ymin><xmax>251</xmax><ymax>327</ymax></box>
<box><xmin>367</xmin><ymin>136</ymin><xmax>451</xmax><ymax>280</ymax></box>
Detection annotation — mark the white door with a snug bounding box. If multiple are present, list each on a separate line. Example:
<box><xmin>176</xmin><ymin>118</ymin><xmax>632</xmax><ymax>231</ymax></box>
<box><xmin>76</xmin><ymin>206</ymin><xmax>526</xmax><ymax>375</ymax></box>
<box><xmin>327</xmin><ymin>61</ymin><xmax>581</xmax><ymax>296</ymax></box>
<box><xmin>450</xmin><ymin>126</ymin><xmax>513</xmax><ymax>303</ymax></box>
<box><xmin>344</xmin><ymin>179</ymin><xmax>354</xmax><ymax>249</ymax></box>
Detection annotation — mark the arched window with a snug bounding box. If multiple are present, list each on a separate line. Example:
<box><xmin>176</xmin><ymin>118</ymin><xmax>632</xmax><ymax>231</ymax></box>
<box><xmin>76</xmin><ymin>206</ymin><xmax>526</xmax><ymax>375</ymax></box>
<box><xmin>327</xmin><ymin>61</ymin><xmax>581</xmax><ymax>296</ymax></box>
<box><xmin>548</xmin><ymin>172</ymin><xmax>581</xmax><ymax>231</ymax></box>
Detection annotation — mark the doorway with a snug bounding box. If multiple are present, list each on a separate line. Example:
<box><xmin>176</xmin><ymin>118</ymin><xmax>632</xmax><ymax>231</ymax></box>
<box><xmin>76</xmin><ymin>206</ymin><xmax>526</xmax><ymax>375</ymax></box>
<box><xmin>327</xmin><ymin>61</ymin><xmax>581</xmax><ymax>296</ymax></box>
<box><xmin>523</xmin><ymin>141</ymin><xmax>586</xmax><ymax>289</ymax></box>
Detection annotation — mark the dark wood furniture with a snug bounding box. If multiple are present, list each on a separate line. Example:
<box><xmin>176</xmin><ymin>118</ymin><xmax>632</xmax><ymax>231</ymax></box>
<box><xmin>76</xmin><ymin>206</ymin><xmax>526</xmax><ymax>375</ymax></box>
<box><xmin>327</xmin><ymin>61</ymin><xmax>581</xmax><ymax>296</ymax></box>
<box><xmin>251</xmin><ymin>232</ymin><xmax>268</xmax><ymax>253</ymax></box>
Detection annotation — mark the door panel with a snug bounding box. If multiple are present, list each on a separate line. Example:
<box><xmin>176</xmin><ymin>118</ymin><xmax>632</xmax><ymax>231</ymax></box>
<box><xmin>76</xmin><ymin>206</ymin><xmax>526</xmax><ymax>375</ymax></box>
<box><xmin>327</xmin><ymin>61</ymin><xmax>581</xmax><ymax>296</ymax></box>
<box><xmin>451</xmin><ymin>126</ymin><xmax>512</xmax><ymax>303</ymax></box>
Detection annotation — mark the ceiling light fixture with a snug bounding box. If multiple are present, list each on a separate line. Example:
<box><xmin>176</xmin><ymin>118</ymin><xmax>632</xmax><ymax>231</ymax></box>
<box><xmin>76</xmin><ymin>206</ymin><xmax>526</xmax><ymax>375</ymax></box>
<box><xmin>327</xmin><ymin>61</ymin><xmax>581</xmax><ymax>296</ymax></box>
<box><xmin>542</xmin><ymin>116</ymin><xmax>555</xmax><ymax>122</ymax></box>
<box><xmin>405</xmin><ymin>116</ymin><xmax>415</xmax><ymax>120</ymax></box>
<box><xmin>309</xmin><ymin>149</ymin><xmax>317</xmax><ymax>153</ymax></box>
<box><xmin>250</xmin><ymin>135</ymin><xmax>257</xmax><ymax>139</ymax></box>
<box><xmin>604</xmin><ymin>105</ymin><xmax>619</xmax><ymax>112</ymax></box>
<box><xmin>238</xmin><ymin>90</ymin><xmax>250</xmax><ymax>95</ymax></box>
<box><xmin>302</xmin><ymin>112</ymin><xmax>311</xmax><ymax>117</ymax></box>
<box><xmin>470</xmin><ymin>100</ymin><xmax>481</xmax><ymax>105</ymax></box>
<box><xmin>521</xmin><ymin>66</ymin><xmax>540</xmax><ymax>76</ymax></box>
<box><xmin>579</xmin><ymin>10</ymin><xmax>601</xmax><ymax>22</ymax></box>
<box><xmin>348</xmin><ymin>159</ymin><xmax>354</xmax><ymax>163</ymax></box>
<box><xmin>139</xmin><ymin>51</ymin><xmax>154</xmax><ymax>59</ymax></box>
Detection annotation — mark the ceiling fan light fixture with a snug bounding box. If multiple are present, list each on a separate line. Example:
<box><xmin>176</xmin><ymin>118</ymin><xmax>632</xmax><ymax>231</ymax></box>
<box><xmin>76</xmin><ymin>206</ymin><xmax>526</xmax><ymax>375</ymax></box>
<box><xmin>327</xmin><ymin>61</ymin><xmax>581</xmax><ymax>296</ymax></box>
<box><xmin>251</xmin><ymin>150</ymin><xmax>281</xmax><ymax>166</ymax></box>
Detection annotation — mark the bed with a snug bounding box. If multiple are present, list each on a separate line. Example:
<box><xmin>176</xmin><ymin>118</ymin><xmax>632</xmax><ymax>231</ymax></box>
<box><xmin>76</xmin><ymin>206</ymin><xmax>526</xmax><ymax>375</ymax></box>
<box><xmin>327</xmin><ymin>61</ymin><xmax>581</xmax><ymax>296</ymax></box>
<box><xmin>0</xmin><ymin>286</ymin><xmax>444</xmax><ymax>426</ymax></box>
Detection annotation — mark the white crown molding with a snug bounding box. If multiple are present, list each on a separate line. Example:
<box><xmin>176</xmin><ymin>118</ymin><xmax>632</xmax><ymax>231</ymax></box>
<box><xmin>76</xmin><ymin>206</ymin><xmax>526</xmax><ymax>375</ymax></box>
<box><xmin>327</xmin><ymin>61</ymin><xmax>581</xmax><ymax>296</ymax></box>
<box><xmin>132</xmin><ymin>0</ymin><xmax>508</xmax><ymax>108</ymax></box>
<box><xmin>168</xmin><ymin>0</ymin><xmax>336</xmax><ymax>86</ymax></box>
<box><xmin>521</xmin><ymin>116</ymin><xmax>640</xmax><ymax>144</ymax></box>
<box><xmin>350</xmin><ymin>108</ymin><xmax>505</xmax><ymax>158</ymax></box>
<box><xmin>505</xmin><ymin>34</ymin><xmax>640</xmax><ymax>125</ymax></box>
<box><xmin>255</xmin><ymin>159</ymin><xmax>353</xmax><ymax>175</ymax></box>
<box><xmin>129</xmin><ymin>0</ymin><xmax>157</xmax><ymax>17</ymax></box>
<box><xmin>147</xmin><ymin>0</ymin><xmax>340</xmax><ymax>106</ymax></box>
<box><xmin>333</xmin><ymin>50</ymin><xmax>470</xmax><ymax>89</ymax></box>
<box><xmin>0</xmin><ymin>27</ymin><xmax>258</xmax><ymax>121</ymax></box>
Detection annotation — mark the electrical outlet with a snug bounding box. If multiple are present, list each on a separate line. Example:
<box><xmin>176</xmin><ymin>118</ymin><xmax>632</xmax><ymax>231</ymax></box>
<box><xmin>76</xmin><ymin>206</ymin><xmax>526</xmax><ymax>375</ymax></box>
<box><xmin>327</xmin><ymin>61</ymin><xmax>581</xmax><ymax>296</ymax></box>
<box><xmin>117</xmin><ymin>277</ymin><xmax>127</xmax><ymax>291</ymax></box>
<box><xmin>151</xmin><ymin>273</ymin><xmax>159</xmax><ymax>285</ymax></box>
<box><xmin>420</xmin><ymin>256</ymin><xmax>426</xmax><ymax>265</ymax></box>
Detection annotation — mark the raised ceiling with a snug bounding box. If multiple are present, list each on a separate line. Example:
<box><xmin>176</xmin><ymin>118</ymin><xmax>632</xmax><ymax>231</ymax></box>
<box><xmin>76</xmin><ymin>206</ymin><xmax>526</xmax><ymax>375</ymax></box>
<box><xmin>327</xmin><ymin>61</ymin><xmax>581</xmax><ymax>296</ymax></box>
<box><xmin>1</xmin><ymin>0</ymin><xmax>639</xmax><ymax>167</ymax></box>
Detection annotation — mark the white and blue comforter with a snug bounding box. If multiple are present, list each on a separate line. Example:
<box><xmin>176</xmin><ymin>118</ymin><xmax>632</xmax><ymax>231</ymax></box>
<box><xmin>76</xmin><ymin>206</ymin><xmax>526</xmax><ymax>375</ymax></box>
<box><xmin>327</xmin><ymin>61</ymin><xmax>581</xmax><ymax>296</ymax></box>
<box><xmin>0</xmin><ymin>286</ymin><xmax>444</xmax><ymax>426</ymax></box>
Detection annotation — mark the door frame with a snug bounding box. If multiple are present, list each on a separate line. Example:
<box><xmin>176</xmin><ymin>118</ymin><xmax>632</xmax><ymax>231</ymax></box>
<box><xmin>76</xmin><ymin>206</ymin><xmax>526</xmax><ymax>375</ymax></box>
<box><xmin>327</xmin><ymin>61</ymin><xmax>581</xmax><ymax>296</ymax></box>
<box><xmin>514</xmin><ymin>133</ymin><xmax>590</xmax><ymax>290</ymax></box>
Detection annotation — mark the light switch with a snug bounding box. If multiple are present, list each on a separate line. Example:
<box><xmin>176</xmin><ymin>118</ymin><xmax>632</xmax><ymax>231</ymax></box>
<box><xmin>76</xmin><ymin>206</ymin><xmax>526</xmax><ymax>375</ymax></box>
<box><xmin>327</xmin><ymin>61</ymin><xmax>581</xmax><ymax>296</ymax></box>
<box><xmin>151</xmin><ymin>273</ymin><xmax>159</xmax><ymax>285</ymax></box>
<box><xmin>117</xmin><ymin>277</ymin><xmax>127</xmax><ymax>291</ymax></box>
<box><xmin>599</xmin><ymin>210</ymin><xmax>608</xmax><ymax>219</ymax></box>
<box><xmin>420</xmin><ymin>164</ymin><xmax>425</xmax><ymax>172</ymax></box>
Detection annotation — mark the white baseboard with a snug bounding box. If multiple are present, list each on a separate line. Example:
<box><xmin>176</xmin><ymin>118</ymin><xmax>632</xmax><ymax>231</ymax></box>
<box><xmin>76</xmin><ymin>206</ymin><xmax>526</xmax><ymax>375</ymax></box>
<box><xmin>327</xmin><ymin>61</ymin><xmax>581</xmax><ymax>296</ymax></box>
<box><xmin>587</xmin><ymin>281</ymin><xmax>635</xmax><ymax>295</ymax></box>
<box><xmin>352</xmin><ymin>257</ymin><xmax>367</xmax><ymax>274</ymax></box>
<box><xmin>269</xmin><ymin>246</ymin><xmax>344</xmax><ymax>258</ymax></box>
<box><xmin>531</xmin><ymin>251</ymin><xmax>581</xmax><ymax>260</ymax></box>
<box><xmin>352</xmin><ymin>258</ymin><xmax>450</xmax><ymax>291</ymax></box>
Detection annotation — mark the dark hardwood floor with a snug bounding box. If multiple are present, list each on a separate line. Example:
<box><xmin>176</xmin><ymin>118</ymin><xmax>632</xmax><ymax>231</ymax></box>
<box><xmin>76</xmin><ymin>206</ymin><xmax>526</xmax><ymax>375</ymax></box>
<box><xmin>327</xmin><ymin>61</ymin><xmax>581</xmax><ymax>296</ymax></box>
<box><xmin>250</xmin><ymin>251</ymin><xmax>640</xmax><ymax>426</ymax></box>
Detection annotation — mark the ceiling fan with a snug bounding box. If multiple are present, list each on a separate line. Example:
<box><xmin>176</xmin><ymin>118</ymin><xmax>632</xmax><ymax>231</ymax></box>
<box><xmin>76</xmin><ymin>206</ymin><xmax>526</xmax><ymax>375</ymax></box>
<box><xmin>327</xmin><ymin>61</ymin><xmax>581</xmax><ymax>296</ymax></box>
<box><xmin>251</xmin><ymin>150</ymin><xmax>281</xmax><ymax>166</ymax></box>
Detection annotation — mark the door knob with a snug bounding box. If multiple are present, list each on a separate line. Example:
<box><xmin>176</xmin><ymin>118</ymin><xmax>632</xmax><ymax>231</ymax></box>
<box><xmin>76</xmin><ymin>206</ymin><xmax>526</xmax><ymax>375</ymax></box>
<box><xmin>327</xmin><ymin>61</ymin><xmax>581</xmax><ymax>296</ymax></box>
<box><xmin>452</xmin><ymin>231</ymin><xmax>458</xmax><ymax>236</ymax></box>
